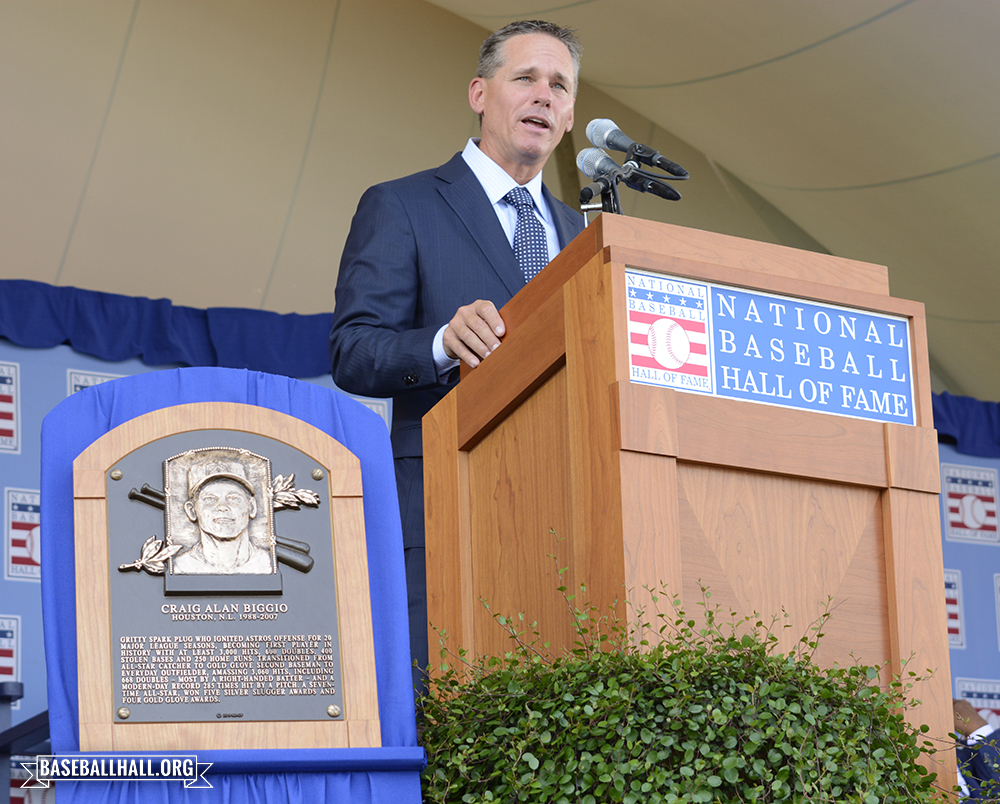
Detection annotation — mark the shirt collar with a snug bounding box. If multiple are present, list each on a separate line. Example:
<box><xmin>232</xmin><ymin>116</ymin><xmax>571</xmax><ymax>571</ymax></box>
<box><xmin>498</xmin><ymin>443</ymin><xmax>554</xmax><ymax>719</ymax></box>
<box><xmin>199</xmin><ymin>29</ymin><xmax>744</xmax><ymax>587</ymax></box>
<box><xmin>462</xmin><ymin>139</ymin><xmax>551</xmax><ymax>223</ymax></box>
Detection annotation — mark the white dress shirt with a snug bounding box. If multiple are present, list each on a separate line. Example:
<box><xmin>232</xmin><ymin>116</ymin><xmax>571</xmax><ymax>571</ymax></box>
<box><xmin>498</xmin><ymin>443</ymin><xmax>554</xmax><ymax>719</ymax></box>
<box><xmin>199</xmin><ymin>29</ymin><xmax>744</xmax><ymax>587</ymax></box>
<box><xmin>432</xmin><ymin>139</ymin><xmax>560</xmax><ymax>375</ymax></box>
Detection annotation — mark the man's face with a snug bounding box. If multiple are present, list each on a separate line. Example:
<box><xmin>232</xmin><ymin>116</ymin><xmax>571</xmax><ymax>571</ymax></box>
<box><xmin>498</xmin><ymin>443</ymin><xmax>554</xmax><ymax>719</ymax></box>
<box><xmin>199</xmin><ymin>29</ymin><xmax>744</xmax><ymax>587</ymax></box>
<box><xmin>185</xmin><ymin>478</ymin><xmax>256</xmax><ymax>542</ymax></box>
<box><xmin>469</xmin><ymin>32</ymin><xmax>576</xmax><ymax>184</ymax></box>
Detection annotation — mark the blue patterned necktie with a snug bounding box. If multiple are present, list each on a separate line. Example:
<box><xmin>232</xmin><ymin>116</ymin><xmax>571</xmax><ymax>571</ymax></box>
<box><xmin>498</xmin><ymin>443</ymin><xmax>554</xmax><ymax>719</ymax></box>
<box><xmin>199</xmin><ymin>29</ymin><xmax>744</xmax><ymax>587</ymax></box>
<box><xmin>504</xmin><ymin>186</ymin><xmax>548</xmax><ymax>282</ymax></box>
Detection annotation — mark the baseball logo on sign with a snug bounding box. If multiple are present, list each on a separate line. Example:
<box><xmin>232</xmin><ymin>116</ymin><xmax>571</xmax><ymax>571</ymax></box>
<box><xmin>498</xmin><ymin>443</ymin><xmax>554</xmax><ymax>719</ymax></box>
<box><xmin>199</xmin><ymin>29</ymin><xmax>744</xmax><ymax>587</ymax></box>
<box><xmin>626</xmin><ymin>270</ymin><xmax>712</xmax><ymax>394</ymax></box>
<box><xmin>943</xmin><ymin>464</ymin><xmax>1000</xmax><ymax>545</ymax></box>
<box><xmin>960</xmin><ymin>494</ymin><xmax>988</xmax><ymax>530</ymax></box>
<box><xmin>648</xmin><ymin>318</ymin><xmax>691</xmax><ymax>370</ymax></box>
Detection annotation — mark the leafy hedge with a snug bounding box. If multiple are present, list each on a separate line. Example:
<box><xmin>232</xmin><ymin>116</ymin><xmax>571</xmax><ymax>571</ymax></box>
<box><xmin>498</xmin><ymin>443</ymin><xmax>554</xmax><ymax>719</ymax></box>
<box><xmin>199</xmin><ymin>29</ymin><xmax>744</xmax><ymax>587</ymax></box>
<box><xmin>419</xmin><ymin>590</ymin><xmax>948</xmax><ymax>803</ymax></box>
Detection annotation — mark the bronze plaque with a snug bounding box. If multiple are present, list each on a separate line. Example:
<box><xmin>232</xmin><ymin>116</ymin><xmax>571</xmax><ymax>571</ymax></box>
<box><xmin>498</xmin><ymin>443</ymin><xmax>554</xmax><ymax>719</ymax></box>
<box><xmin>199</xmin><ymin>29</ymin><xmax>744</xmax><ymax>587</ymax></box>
<box><xmin>107</xmin><ymin>430</ymin><xmax>344</xmax><ymax>723</ymax></box>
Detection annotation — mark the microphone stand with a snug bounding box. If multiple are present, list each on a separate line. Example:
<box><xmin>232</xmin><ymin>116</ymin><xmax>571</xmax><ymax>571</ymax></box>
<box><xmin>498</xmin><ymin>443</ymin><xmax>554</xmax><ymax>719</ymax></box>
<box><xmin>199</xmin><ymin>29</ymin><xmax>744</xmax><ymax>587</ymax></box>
<box><xmin>579</xmin><ymin>170</ymin><xmax>625</xmax><ymax>215</ymax></box>
<box><xmin>579</xmin><ymin>161</ymin><xmax>682</xmax><ymax>217</ymax></box>
<box><xmin>604</xmin><ymin>174</ymin><xmax>624</xmax><ymax>214</ymax></box>
<box><xmin>620</xmin><ymin>164</ymin><xmax>682</xmax><ymax>202</ymax></box>
<box><xmin>625</xmin><ymin>143</ymin><xmax>690</xmax><ymax>179</ymax></box>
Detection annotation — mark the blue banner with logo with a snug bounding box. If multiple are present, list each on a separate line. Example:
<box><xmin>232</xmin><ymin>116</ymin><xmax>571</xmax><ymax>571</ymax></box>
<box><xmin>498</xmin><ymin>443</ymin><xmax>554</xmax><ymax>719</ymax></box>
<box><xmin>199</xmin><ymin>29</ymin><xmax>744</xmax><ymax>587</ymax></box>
<box><xmin>625</xmin><ymin>269</ymin><xmax>915</xmax><ymax>426</ymax></box>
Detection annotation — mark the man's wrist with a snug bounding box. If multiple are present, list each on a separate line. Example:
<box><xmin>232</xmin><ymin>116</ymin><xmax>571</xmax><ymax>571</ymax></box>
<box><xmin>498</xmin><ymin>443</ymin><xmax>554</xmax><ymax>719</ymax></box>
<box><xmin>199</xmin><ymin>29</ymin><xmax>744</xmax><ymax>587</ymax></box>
<box><xmin>968</xmin><ymin>723</ymin><xmax>996</xmax><ymax>745</ymax></box>
<box><xmin>433</xmin><ymin>324</ymin><xmax>460</xmax><ymax>378</ymax></box>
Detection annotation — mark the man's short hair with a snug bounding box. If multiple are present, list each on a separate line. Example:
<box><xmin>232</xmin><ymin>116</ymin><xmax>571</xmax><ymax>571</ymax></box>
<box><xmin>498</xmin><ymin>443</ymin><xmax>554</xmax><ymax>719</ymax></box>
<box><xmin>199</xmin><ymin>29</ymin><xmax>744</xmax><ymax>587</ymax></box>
<box><xmin>478</xmin><ymin>20</ymin><xmax>582</xmax><ymax>94</ymax></box>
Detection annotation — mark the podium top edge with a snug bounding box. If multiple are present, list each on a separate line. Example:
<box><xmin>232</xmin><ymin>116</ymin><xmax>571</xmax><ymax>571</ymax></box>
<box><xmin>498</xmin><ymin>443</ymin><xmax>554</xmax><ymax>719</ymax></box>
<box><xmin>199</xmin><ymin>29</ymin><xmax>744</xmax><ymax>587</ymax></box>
<box><xmin>581</xmin><ymin>214</ymin><xmax>889</xmax><ymax>298</ymax></box>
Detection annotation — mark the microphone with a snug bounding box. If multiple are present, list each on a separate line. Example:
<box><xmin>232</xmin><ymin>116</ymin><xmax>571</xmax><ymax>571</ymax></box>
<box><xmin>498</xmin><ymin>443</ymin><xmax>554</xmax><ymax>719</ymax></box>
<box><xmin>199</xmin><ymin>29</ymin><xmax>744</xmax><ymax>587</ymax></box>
<box><xmin>576</xmin><ymin>148</ymin><xmax>681</xmax><ymax>203</ymax></box>
<box><xmin>576</xmin><ymin>148</ymin><xmax>625</xmax><ymax>203</ymax></box>
<box><xmin>623</xmin><ymin>174</ymin><xmax>681</xmax><ymax>202</ymax></box>
<box><xmin>576</xmin><ymin>147</ymin><xmax>623</xmax><ymax>180</ymax></box>
<box><xmin>586</xmin><ymin>119</ymin><xmax>689</xmax><ymax>178</ymax></box>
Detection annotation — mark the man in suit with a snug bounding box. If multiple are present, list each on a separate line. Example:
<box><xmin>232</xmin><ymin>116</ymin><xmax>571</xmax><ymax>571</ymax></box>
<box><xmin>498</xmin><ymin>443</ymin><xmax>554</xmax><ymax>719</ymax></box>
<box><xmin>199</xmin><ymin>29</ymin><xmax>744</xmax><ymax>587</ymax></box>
<box><xmin>329</xmin><ymin>20</ymin><xmax>586</xmax><ymax>678</ymax></box>
<box><xmin>954</xmin><ymin>698</ymin><xmax>1000</xmax><ymax>800</ymax></box>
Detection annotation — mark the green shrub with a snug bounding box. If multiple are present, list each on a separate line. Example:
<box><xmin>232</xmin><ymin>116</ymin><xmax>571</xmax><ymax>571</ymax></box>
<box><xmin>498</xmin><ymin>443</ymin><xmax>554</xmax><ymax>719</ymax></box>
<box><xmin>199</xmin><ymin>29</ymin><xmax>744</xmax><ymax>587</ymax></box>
<box><xmin>419</xmin><ymin>589</ymin><xmax>948</xmax><ymax>803</ymax></box>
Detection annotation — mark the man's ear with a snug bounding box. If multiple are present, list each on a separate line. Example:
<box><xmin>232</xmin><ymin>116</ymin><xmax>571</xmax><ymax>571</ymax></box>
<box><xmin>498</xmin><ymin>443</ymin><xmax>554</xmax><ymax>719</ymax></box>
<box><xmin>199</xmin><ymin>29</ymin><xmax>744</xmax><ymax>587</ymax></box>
<box><xmin>469</xmin><ymin>76</ymin><xmax>486</xmax><ymax>116</ymax></box>
<box><xmin>248</xmin><ymin>496</ymin><xmax>257</xmax><ymax>520</ymax></box>
<box><xmin>184</xmin><ymin>500</ymin><xmax>197</xmax><ymax>523</ymax></box>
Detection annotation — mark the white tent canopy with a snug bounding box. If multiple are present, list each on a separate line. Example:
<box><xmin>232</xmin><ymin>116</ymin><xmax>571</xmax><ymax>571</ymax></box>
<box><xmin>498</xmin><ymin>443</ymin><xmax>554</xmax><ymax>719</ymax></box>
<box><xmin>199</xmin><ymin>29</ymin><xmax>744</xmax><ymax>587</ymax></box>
<box><xmin>2</xmin><ymin>0</ymin><xmax>996</xmax><ymax>399</ymax></box>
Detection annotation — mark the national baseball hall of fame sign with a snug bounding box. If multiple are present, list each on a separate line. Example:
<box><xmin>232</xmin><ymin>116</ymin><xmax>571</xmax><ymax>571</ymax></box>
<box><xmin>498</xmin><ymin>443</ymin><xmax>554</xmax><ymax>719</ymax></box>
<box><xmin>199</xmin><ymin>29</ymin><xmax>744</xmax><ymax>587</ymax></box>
<box><xmin>70</xmin><ymin>402</ymin><xmax>382</xmax><ymax>751</ymax></box>
<box><xmin>625</xmin><ymin>268</ymin><xmax>916</xmax><ymax>427</ymax></box>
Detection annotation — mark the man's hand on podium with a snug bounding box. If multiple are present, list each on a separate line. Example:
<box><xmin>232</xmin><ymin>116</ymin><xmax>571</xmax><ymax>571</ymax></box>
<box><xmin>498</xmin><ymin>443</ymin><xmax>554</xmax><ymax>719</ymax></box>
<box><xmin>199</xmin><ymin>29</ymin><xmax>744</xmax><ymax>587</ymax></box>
<box><xmin>955</xmin><ymin>698</ymin><xmax>990</xmax><ymax>737</ymax></box>
<box><xmin>443</xmin><ymin>299</ymin><xmax>506</xmax><ymax>369</ymax></box>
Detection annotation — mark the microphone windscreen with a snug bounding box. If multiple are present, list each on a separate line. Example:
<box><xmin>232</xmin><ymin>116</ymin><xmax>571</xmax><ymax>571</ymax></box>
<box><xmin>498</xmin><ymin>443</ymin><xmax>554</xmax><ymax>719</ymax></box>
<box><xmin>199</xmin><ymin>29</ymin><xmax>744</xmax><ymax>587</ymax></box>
<box><xmin>576</xmin><ymin>148</ymin><xmax>620</xmax><ymax>178</ymax></box>
<box><xmin>586</xmin><ymin>118</ymin><xmax>615</xmax><ymax>147</ymax></box>
<box><xmin>586</xmin><ymin>118</ymin><xmax>635</xmax><ymax>152</ymax></box>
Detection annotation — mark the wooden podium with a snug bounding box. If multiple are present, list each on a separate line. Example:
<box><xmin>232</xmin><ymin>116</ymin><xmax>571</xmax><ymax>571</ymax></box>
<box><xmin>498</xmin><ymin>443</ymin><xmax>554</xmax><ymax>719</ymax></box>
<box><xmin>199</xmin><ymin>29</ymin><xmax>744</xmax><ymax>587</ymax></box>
<box><xmin>424</xmin><ymin>214</ymin><xmax>951</xmax><ymax>761</ymax></box>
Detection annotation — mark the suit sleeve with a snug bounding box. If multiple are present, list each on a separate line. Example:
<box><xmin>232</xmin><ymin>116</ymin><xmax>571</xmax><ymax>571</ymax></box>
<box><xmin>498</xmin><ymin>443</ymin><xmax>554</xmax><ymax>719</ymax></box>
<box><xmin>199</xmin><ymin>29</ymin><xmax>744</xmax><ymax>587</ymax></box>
<box><xmin>959</xmin><ymin>728</ymin><xmax>1000</xmax><ymax>799</ymax></box>
<box><xmin>329</xmin><ymin>183</ymin><xmax>443</xmax><ymax>398</ymax></box>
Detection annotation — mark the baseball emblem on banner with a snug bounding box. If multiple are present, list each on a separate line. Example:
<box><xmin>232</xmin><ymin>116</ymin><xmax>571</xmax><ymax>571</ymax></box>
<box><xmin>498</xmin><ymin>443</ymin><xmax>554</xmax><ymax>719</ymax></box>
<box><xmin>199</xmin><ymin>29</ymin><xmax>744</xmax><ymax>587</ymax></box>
<box><xmin>626</xmin><ymin>270</ymin><xmax>712</xmax><ymax>394</ymax></box>
<box><xmin>960</xmin><ymin>494</ymin><xmax>989</xmax><ymax>530</ymax></box>
<box><xmin>647</xmin><ymin>318</ymin><xmax>691</xmax><ymax>370</ymax></box>
<box><xmin>944</xmin><ymin>569</ymin><xmax>965</xmax><ymax>648</ymax></box>
<box><xmin>942</xmin><ymin>463</ymin><xmax>999</xmax><ymax>545</ymax></box>
<box><xmin>5</xmin><ymin>488</ymin><xmax>40</xmax><ymax>582</ymax></box>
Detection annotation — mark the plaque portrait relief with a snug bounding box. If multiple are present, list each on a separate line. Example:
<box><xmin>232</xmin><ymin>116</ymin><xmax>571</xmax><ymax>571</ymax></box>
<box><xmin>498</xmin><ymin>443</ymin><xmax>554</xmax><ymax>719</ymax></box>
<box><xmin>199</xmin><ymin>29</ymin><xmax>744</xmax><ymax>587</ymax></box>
<box><xmin>168</xmin><ymin>450</ymin><xmax>275</xmax><ymax>576</ymax></box>
<box><xmin>119</xmin><ymin>443</ymin><xmax>321</xmax><ymax>594</ymax></box>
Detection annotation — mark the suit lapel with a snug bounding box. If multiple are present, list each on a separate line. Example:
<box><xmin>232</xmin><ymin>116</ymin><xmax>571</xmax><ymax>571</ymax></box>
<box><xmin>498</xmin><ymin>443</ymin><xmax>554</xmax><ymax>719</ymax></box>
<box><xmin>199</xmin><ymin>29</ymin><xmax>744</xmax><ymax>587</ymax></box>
<box><xmin>435</xmin><ymin>155</ymin><xmax>524</xmax><ymax>297</ymax></box>
<box><xmin>543</xmin><ymin>184</ymin><xmax>586</xmax><ymax>249</ymax></box>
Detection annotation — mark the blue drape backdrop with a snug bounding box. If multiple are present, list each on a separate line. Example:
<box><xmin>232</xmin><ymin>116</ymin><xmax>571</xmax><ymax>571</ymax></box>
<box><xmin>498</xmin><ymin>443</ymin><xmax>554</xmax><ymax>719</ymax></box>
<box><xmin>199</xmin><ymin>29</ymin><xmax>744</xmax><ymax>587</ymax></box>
<box><xmin>0</xmin><ymin>279</ymin><xmax>334</xmax><ymax>377</ymax></box>
<box><xmin>934</xmin><ymin>392</ymin><xmax>1000</xmax><ymax>458</ymax></box>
